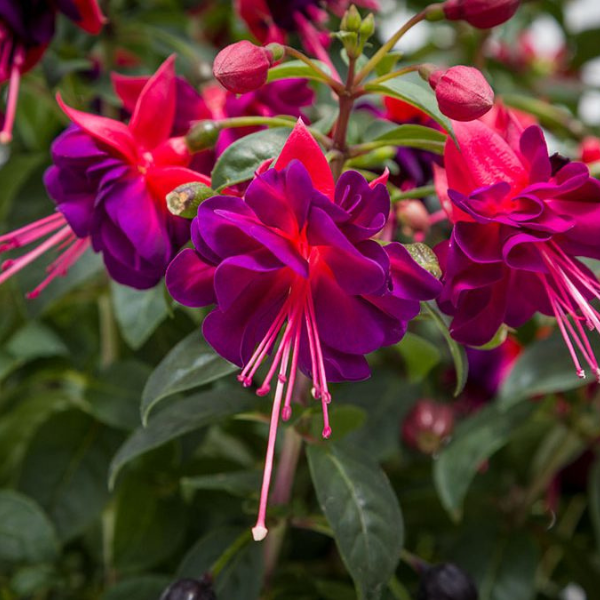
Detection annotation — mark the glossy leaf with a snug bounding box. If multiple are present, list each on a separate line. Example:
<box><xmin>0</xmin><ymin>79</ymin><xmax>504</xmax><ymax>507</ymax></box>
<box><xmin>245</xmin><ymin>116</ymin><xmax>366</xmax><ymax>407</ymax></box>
<box><xmin>434</xmin><ymin>403</ymin><xmax>535</xmax><ymax>520</ymax></box>
<box><xmin>110</xmin><ymin>389</ymin><xmax>256</xmax><ymax>487</ymax></box>
<box><xmin>0</xmin><ymin>491</ymin><xmax>59</xmax><ymax>565</ymax></box>
<box><xmin>396</xmin><ymin>332</ymin><xmax>441</xmax><ymax>383</ymax></box>
<box><xmin>211</xmin><ymin>127</ymin><xmax>292</xmax><ymax>190</ymax></box>
<box><xmin>372</xmin><ymin>124</ymin><xmax>447</xmax><ymax>154</ymax></box>
<box><xmin>267</xmin><ymin>59</ymin><xmax>332</xmax><ymax>83</ymax></box>
<box><xmin>141</xmin><ymin>330</ymin><xmax>238</xmax><ymax>423</ymax></box>
<box><xmin>111</xmin><ymin>281</ymin><xmax>169</xmax><ymax>350</ymax></box>
<box><xmin>307</xmin><ymin>444</ymin><xmax>404</xmax><ymax>600</ymax></box>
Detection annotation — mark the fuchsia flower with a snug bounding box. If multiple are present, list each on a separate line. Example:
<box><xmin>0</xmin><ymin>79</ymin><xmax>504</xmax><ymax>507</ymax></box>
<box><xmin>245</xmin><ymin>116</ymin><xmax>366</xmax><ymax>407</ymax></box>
<box><xmin>402</xmin><ymin>399</ymin><xmax>454</xmax><ymax>455</ymax></box>
<box><xmin>0</xmin><ymin>0</ymin><xmax>106</xmax><ymax>143</ymax></box>
<box><xmin>435</xmin><ymin>110</ymin><xmax>600</xmax><ymax>380</ymax></box>
<box><xmin>166</xmin><ymin>120</ymin><xmax>442</xmax><ymax>541</ymax></box>
<box><xmin>0</xmin><ymin>57</ymin><xmax>210</xmax><ymax>295</ymax></box>
<box><xmin>236</xmin><ymin>0</ymin><xmax>378</xmax><ymax>69</ymax></box>
<box><xmin>442</xmin><ymin>0</ymin><xmax>520</xmax><ymax>29</ymax></box>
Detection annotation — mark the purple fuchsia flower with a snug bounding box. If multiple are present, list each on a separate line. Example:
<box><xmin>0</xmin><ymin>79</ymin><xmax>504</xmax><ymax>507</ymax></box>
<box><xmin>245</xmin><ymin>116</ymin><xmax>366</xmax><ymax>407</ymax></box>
<box><xmin>435</xmin><ymin>111</ymin><xmax>600</xmax><ymax>379</ymax></box>
<box><xmin>0</xmin><ymin>56</ymin><xmax>210</xmax><ymax>296</ymax></box>
<box><xmin>0</xmin><ymin>0</ymin><xmax>105</xmax><ymax>143</ymax></box>
<box><xmin>166</xmin><ymin>120</ymin><xmax>442</xmax><ymax>541</ymax></box>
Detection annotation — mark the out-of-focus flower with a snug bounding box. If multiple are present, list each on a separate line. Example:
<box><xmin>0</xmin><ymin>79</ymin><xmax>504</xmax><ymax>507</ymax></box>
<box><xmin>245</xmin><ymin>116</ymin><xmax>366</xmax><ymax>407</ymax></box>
<box><xmin>402</xmin><ymin>399</ymin><xmax>455</xmax><ymax>454</ymax></box>
<box><xmin>0</xmin><ymin>0</ymin><xmax>106</xmax><ymax>143</ymax></box>
<box><xmin>435</xmin><ymin>111</ymin><xmax>600</xmax><ymax>381</ymax></box>
<box><xmin>417</xmin><ymin>563</ymin><xmax>478</xmax><ymax>600</ymax></box>
<box><xmin>426</xmin><ymin>65</ymin><xmax>494</xmax><ymax>122</ymax></box>
<box><xmin>580</xmin><ymin>137</ymin><xmax>600</xmax><ymax>165</ymax></box>
<box><xmin>166</xmin><ymin>120</ymin><xmax>442</xmax><ymax>541</ymax></box>
<box><xmin>443</xmin><ymin>0</ymin><xmax>520</xmax><ymax>29</ymax></box>
<box><xmin>0</xmin><ymin>57</ymin><xmax>209</xmax><ymax>295</ymax></box>
<box><xmin>213</xmin><ymin>40</ymin><xmax>279</xmax><ymax>94</ymax></box>
<box><xmin>236</xmin><ymin>0</ymin><xmax>378</xmax><ymax>68</ymax></box>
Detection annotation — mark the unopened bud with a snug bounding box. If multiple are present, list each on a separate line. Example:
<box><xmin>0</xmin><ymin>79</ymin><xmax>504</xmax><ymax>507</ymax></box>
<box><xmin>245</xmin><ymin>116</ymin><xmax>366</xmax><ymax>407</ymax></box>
<box><xmin>581</xmin><ymin>137</ymin><xmax>600</xmax><ymax>164</ymax></box>
<box><xmin>417</xmin><ymin>563</ymin><xmax>478</xmax><ymax>600</ymax></box>
<box><xmin>397</xmin><ymin>200</ymin><xmax>431</xmax><ymax>237</ymax></box>
<box><xmin>167</xmin><ymin>182</ymin><xmax>215</xmax><ymax>218</ymax></box>
<box><xmin>341</xmin><ymin>4</ymin><xmax>362</xmax><ymax>32</ymax></box>
<box><xmin>404</xmin><ymin>243</ymin><xmax>442</xmax><ymax>279</ymax></box>
<box><xmin>443</xmin><ymin>0</ymin><xmax>520</xmax><ymax>29</ymax></box>
<box><xmin>424</xmin><ymin>65</ymin><xmax>494</xmax><ymax>121</ymax></box>
<box><xmin>186</xmin><ymin>121</ymin><xmax>221</xmax><ymax>152</ymax></box>
<box><xmin>160</xmin><ymin>576</ymin><xmax>216</xmax><ymax>600</ymax></box>
<box><xmin>213</xmin><ymin>40</ymin><xmax>276</xmax><ymax>94</ymax></box>
<box><xmin>359</xmin><ymin>13</ymin><xmax>375</xmax><ymax>40</ymax></box>
<box><xmin>402</xmin><ymin>400</ymin><xmax>454</xmax><ymax>455</ymax></box>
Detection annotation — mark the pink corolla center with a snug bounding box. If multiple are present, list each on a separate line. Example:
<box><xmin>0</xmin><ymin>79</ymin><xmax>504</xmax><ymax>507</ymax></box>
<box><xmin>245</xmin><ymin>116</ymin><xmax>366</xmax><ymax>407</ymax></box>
<box><xmin>0</xmin><ymin>21</ymin><xmax>26</xmax><ymax>144</ymax></box>
<box><xmin>242</xmin><ymin>245</ymin><xmax>332</xmax><ymax>542</ymax></box>
<box><xmin>540</xmin><ymin>242</ymin><xmax>600</xmax><ymax>382</ymax></box>
<box><xmin>0</xmin><ymin>213</ymin><xmax>90</xmax><ymax>298</ymax></box>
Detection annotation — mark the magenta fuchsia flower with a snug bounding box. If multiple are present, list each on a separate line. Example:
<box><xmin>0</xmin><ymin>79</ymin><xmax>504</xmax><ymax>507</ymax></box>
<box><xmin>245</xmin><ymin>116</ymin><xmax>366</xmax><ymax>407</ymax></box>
<box><xmin>435</xmin><ymin>112</ymin><xmax>600</xmax><ymax>380</ymax></box>
<box><xmin>0</xmin><ymin>57</ymin><xmax>210</xmax><ymax>296</ymax></box>
<box><xmin>236</xmin><ymin>0</ymin><xmax>378</xmax><ymax>69</ymax></box>
<box><xmin>166</xmin><ymin>121</ymin><xmax>442</xmax><ymax>540</ymax></box>
<box><xmin>442</xmin><ymin>0</ymin><xmax>520</xmax><ymax>29</ymax></box>
<box><xmin>0</xmin><ymin>0</ymin><xmax>105</xmax><ymax>143</ymax></box>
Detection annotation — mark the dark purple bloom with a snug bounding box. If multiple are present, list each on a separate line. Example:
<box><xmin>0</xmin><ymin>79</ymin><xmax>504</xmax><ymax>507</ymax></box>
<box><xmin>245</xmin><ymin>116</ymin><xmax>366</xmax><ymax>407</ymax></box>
<box><xmin>166</xmin><ymin>121</ymin><xmax>441</xmax><ymax>541</ymax></box>
<box><xmin>436</xmin><ymin>115</ymin><xmax>600</xmax><ymax>380</ymax></box>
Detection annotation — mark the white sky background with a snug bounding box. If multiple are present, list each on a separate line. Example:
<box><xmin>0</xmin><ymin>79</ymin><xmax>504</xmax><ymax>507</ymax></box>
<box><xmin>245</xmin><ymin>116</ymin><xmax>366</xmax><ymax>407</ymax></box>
<box><xmin>377</xmin><ymin>0</ymin><xmax>600</xmax><ymax>125</ymax></box>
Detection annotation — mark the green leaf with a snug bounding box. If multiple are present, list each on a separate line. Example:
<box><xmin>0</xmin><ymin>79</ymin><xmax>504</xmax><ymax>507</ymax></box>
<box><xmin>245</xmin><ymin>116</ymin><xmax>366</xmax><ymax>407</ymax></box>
<box><xmin>5</xmin><ymin>322</ymin><xmax>68</xmax><ymax>361</ymax></box>
<box><xmin>181</xmin><ymin>470</ymin><xmax>262</xmax><ymax>499</ymax></box>
<box><xmin>211</xmin><ymin>127</ymin><xmax>292</xmax><ymax>190</ymax></box>
<box><xmin>110</xmin><ymin>282</ymin><xmax>169</xmax><ymax>350</ymax></box>
<box><xmin>0</xmin><ymin>491</ymin><xmax>59</xmax><ymax>565</ymax></box>
<box><xmin>0</xmin><ymin>153</ymin><xmax>45</xmax><ymax>221</ymax></box>
<box><xmin>372</xmin><ymin>124</ymin><xmax>447</xmax><ymax>154</ymax></box>
<box><xmin>396</xmin><ymin>332</ymin><xmax>441</xmax><ymax>383</ymax></box>
<box><xmin>433</xmin><ymin>403</ymin><xmax>535</xmax><ymax>520</ymax></box>
<box><xmin>422</xmin><ymin>303</ymin><xmax>468</xmax><ymax>396</ymax></box>
<box><xmin>110</xmin><ymin>389</ymin><xmax>256</xmax><ymax>487</ymax></box>
<box><xmin>17</xmin><ymin>410</ymin><xmax>122</xmax><ymax>541</ymax></box>
<box><xmin>499</xmin><ymin>333</ymin><xmax>600</xmax><ymax>409</ymax></box>
<box><xmin>101</xmin><ymin>576</ymin><xmax>171</xmax><ymax>600</ymax></box>
<box><xmin>307</xmin><ymin>444</ymin><xmax>404</xmax><ymax>600</ymax></box>
<box><xmin>267</xmin><ymin>60</ymin><xmax>332</xmax><ymax>83</ymax></box>
<box><xmin>589</xmin><ymin>458</ymin><xmax>600</xmax><ymax>554</ymax></box>
<box><xmin>177</xmin><ymin>527</ymin><xmax>263</xmax><ymax>600</ymax></box>
<box><xmin>141</xmin><ymin>330</ymin><xmax>238</xmax><ymax>423</ymax></box>
<box><xmin>364</xmin><ymin>79</ymin><xmax>454</xmax><ymax>139</ymax></box>
<box><xmin>301</xmin><ymin>405</ymin><xmax>367</xmax><ymax>444</ymax></box>
<box><xmin>112</xmin><ymin>477</ymin><xmax>186</xmax><ymax>572</ymax></box>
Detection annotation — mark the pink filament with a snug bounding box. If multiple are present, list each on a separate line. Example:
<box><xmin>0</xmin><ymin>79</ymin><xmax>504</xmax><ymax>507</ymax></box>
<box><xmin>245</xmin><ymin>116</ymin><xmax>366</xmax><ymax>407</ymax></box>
<box><xmin>0</xmin><ymin>43</ymin><xmax>25</xmax><ymax>145</ymax></box>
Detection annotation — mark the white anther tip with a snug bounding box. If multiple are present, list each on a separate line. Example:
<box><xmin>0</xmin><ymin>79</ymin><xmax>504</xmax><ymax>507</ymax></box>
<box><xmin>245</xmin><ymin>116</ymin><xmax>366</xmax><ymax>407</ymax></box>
<box><xmin>252</xmin><ymin>525</ymin><xmax>268</xmax><ymax>542</ymax></box>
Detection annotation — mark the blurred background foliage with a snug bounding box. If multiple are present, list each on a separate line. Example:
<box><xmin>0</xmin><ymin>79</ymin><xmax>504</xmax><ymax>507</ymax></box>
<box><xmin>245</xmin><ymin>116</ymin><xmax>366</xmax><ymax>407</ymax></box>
<box><xmin>3</xmin><ymin>1</ymin><xmax>600</xmax><ymax>599</ymax></box>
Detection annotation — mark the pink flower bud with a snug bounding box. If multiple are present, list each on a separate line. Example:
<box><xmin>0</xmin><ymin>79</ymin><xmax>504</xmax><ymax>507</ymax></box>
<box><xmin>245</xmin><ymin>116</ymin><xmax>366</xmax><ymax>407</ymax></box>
<box><xmin>213</xmin><ymin>41</ymin><xmax>276</xmax><ymax>94</ymax></box>
<box><xmin>428</xmin><ymin>66</ymin><xmax>494</xmax><ymax>122</ymax></box>
<box><xmin>443</xmin><ymin>0</ymin><xmax>520</xmax><ymax>29</ymax></box>
<box><xmin>402</xmin><ymin>400</ymin><xmax>454</xmax><ymax>455</ymax></box>
<box><xmin>581</xmin><ymin>137</ymin><xmax>600</xmax><ymax>164</ymax></box>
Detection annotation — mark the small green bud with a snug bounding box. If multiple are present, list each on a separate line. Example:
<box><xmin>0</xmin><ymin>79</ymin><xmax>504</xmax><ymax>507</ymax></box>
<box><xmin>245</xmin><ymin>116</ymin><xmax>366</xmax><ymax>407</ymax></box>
<box><xmin>425</xmin><ymin>2</ymin><xmax>445</xmax><ymax>22</ymax></box>
<box><xmin>404</xmin><ymin>243</ymin><xmax>442</xmax><ymax>279</ymax></box>
<box><xmin>359</xmin><ymin>13</ymin><xmax>375</xmax><ymax>40</ymax></box>
<box><xmin>341</xmin><ymin>4</ymin><xmax>362</xmax><ymax>32</ymax></box>
<box><xmin>167</xmin><ymin>182</ymin><xmax>216</xmax><ymax>219</ymax></box>
<box><xmin>266</xmin><ymin>42</ymin><xmax>285</xmax><ymax>62</ymax></box>
<box><xmin>185</xmin><ymin>121</ymin><xmax>221</xmax><ymax>152</ymax></box>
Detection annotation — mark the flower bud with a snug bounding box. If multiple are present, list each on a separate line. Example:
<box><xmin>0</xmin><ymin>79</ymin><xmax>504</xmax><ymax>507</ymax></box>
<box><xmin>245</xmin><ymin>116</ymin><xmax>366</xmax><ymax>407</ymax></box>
<box><xmin>167</xmin><ymin>182</ymin><xmax>216</xmax><ymax>219</ymax></box>
<box><xmin>397</xmin><ymin>200</ymin><xmax>431</xmax><ymax>238</ymax></box>
<box><xmin>581</xmin><ymin>137</ymin><xmax>600</xmax><ymax>164</ymax></box>
<box><xmin>186</xmin><ymin>121</ymin><xmax>221</xmax><ymax>152</ymax></box>
<box><xmin>402</xmin><ymin>400</ymin><xmax>454</xmax><ymax>455</ymax></box>
<box><xmin>443</xmin><ymin>0</ymin><xmax>520</xmax><ymax>29</ymax></box>
<box><xmin>159</xmin><ymin>577</ymin><xmax>216</xmax><ymax>600</ymax></box>
<box><xmin>359</xmin><ymin>13</ymin><xmax>375</xmax><ymax>40</ymax></box>
<box><xmin>213</xmin><ymin>40</ymin><xmax>276</xmax><ymax>94</ymax></box>
<box><xmin>417</xmin><ymin>563</ymin><xmax>478</xmax><ymax>600</ymax></box>
<box><xmin>341</xmin><ymin>4</ymin><xmax>362</xmax><ymax>32</ymax></box>
<box><xmin>425</xmin><ymin>65</ymin><xmax>494</xmax><ymax>122</ymax></box>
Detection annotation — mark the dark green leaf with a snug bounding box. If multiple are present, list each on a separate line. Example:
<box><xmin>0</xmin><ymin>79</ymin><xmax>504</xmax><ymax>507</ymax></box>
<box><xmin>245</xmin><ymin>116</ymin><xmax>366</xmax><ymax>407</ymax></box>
<box><xmin>181</xmin><ymin>470</ymin><xmax>262</xmax><ymax>498</ymax></box>
<box><xmin>267</xmin><ymin>60</ymin><xmax>332</xmax><ymax>83</ymax></box>
<box><xmin>101</xmin><ymin>576</ymin><xmax>171</xmax><ymax>600</ymax></box>
<box><xmin>589</xmin><ymin>458</ymin><xmax>600</xmax><ymax>554</ymax></box>
<box><xmin>433</xmin><ymin>403</ymin><xmax>535</xmax><ymax>519</ymax></box>
<box><xmin>17</xmin><ymin>410</ymin><xmax>122</xmax><ymax>541</ymax></box>
<box><xmin>499</xmin><ymin>333</ymin><xmax>600</xmax><ymax>409</ymax></box>
<box><xmin>372</xmin><ymin>124</ymin><xmax>447</xmax><ymax>153</ymax></box>
<box><xmin>307</xmin><ymin>444</ymin><xmax>404</xmax><ymax>600</ymax></box>
<box><xmin>141</xmin><ymin>330</ymin><xmax>238</xmax><ymax>423</ymax></box>
<box><xmin>364</xmin><ymin>79</ymin><xmax>454</xmax><ymax>139</ymax></box>
<box><xmin>111</xmin><ymin>282</ymin><xmax>169</xmax><ymax>350</ymax></box>
<box><xmin>112</xmin><ymin>477</ymin><xmax>187</xmax><ymax>572</ymax></box>
<box><xmin>6</xmin><ymin>322</ymin><xmax>68</xmax><ymax>361</ymax></box>
<box><xmin>110</xmin><ymin>389</ymin><xmax>256</xmax><ymax>487</ymax></box>
<box><xmin>396</xmin><ymin>332</ymin><xmax>441</xmax><ymax>383</ymax></box>
<box><xmin>211</xmin><ymin>128</ymin><xmax>292</xmax><ymax>190</ymax></box>
<box><xmin>0</xmin><ymin>153</ymin><xmax>45</xmax><ymax>221</ymax></box>
<box><xmin>422</xmin><ymin>303</ymin><xmax>468</xmax><ymax>396</ymax></box>
<box><xmin>0</xmin><ymin>491</ymin><xmax>59</xmax><ymax>565</ymax></box>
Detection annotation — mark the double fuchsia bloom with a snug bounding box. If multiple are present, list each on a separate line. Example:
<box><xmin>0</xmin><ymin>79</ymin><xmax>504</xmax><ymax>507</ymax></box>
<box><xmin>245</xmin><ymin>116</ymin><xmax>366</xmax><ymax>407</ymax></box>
<box><xmin>0</xmin><ymin>0</ymin><xmax>105</xmax><ymax>143</ymax></box>
<box><xmin>166</xmin><ymin>121</ymin><xmax>442</xmax><ymax>541</ymax></box>
<box><xmin>0</xmin><ymin>57</ymin><xmax>209</xmax><ymax>296</ymax></box>
<box><xmin>436</xmin><ymin>115</ymin><xmax>600</xmax><ymax>379</ymax></box>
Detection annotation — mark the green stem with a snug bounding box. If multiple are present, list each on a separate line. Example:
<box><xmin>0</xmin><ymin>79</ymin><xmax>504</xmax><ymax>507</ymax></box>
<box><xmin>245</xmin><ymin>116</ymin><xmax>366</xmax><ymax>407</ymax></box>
<box><xmin>367</xmin><ymin>64</ymin><xmax>421</xmax><ymax>87</ymax></box>
<box><xmin>354</xmin><ymin>7</ymin><xmax>439</xmax><ymax>85</ymax></box>
<box><xmin>98</xmin><ymin>293</ymin><xmax>118</xmax><ymax>369</ymax></box>
<box><xmin>283</xmin><ymin>46</ymin><xmax>344</xmax><ymax>94</ymax></box>
<box><xmin>391</xmin><ymin>185</ymin><xmax>436</xmax><ymax>202</ymax></box>
<box><xmin>211</xmin><ymin>530</ymin><xmax>252</xmax><ymax>577</ymax></box>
